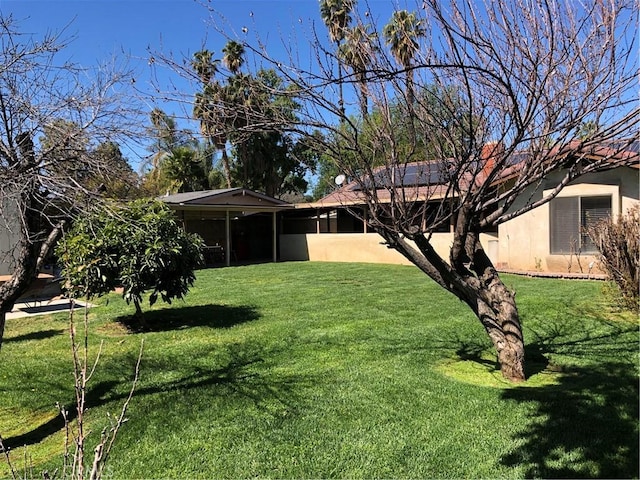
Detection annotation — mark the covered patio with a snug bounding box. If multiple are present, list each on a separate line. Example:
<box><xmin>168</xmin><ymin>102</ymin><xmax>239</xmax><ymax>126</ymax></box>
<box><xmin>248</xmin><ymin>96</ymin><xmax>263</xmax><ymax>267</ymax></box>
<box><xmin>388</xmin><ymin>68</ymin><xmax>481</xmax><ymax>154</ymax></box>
<box><xmin>161</xmin><ymin>188</ymin><xmax>294</xmax><ymax>267</ymax></box>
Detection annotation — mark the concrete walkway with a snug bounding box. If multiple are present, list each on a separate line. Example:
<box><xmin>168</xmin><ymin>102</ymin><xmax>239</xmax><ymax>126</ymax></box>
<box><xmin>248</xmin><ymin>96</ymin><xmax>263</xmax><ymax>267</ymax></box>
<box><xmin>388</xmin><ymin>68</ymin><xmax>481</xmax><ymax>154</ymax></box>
<box><xmin>7</xmin><ymin>298</ymin><xmax>93</xmax><ymax>320</ymax></box>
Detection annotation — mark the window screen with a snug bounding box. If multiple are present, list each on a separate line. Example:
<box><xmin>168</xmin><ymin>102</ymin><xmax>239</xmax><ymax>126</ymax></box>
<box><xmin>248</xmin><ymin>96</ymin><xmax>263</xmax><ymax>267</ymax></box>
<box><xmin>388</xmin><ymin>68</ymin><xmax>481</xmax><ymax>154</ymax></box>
<box><xmin>550</xmin><ymin>197</ymin><xmax>579</xmax><ymax>254</ymax></box>
<box><xmin>550</xmin><ymin>195</ymin><xmax>611</xmax><ymax>254</ymax></box>
<box><xmin>580</xmin><ymin>196</ymin><xmax>612</xmax><ymax>252</ymax></box>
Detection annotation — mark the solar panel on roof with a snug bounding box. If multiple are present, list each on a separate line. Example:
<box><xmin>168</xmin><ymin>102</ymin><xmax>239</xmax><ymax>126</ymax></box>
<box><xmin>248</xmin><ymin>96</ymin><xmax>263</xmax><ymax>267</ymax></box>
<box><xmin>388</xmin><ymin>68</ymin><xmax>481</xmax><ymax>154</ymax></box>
<box><xmin>352</xmin><ymin>163</ymin><xmax>452</xmax><ymax>191</ymax></box>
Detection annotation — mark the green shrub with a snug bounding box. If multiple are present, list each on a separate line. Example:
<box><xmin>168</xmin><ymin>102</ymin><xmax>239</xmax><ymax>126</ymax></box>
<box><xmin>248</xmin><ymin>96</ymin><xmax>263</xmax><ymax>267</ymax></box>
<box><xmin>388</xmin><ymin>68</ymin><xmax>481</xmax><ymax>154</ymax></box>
<box><xmin>56</xmin><ymin>199</ymin><xmax>204</xmax><ymax>316</ymax></box>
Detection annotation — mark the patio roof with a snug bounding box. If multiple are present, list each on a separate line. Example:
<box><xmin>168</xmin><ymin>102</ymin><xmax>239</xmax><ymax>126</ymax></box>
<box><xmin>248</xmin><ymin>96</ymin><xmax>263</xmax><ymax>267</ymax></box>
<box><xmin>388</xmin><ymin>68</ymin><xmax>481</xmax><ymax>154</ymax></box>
<box><xmin>161</xmin><ymin>188</ymin><xmax>294</xmax><ymax>213</ymax></box>
<box><xmin>160</xmin><ymin>188</ymin><xmax>292</xmax><ymax>266</ymax></box>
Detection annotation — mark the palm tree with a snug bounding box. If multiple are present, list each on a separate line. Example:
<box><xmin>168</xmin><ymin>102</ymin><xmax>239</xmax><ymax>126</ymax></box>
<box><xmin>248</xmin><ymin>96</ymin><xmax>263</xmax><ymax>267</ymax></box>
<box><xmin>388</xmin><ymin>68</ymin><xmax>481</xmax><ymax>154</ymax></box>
<box><xmin>192</xmin><ymin>51</ymin><xmax>232</xmax><ymax>188</ymax></box>
<box><xmin>163</xmin><ymin>146</ymin><xmax>207</xmax><ymax>193</ymax></box>
<box><xmin>222</xmin><ymin>40</ymin><xmax>245</xmax><ymax>75</ymax></box>
<box><xmin>319</xmin><ymin>0</ymin><xmax>355</xmax><ymax>118</ymax></box>
<box><xmin>383</xmin><ymin>10</ymin><xmax>426</xmax><ymax>107</ymax></box>
<box><xmin>319</xmin><ymin>0</ymin><xmax>354</xmax><ymax>44</ymax></box>
<box><xmin>340</xmin><ymin>22</ymin><xmax>376</xmax><ymax>118</ymax></box>
<box><xmin>191</xmin><ymin>49</ymin><xmax>218</xmax><ymax>84</ymax></box>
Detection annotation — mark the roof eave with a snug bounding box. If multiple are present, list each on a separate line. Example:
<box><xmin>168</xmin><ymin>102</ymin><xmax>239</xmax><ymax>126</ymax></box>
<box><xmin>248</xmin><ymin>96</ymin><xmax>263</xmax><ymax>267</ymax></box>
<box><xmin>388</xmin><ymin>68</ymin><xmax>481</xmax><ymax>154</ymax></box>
<box><xmin>166</xmin><ymin>203</ymin><xmax>294</xmax><ymax>212</ymax></box>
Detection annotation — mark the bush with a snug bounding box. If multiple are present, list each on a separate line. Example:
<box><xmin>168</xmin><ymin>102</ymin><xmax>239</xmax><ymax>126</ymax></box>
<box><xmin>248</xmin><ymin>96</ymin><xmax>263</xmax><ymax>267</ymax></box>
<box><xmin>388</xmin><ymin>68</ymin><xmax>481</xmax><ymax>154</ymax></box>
<box><xmin>56</xmin><ymin>199</ymin><xmax>204</xmax><ymax>316</ymax></box>
<box><xmin>588</xmin><ymin>204</ymin><xmax>639</xmax><ymax>311</ymax></box>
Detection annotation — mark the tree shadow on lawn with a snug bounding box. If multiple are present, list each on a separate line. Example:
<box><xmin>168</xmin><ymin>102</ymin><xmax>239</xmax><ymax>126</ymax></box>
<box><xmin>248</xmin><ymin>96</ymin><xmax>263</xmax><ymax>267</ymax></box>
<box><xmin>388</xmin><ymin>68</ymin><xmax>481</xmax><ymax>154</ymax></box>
<box><xmin>3</xmin><ymin>340</ymin><xmax>309</xmax><ymax>451</ymax></box>
<box><xmin>499</xmin><ymin>318</ymin><xmax>639</xmax><ymax>479</ymax></box>
<box><xmin>501</xmin><ymin>361</ymin><xmax>638</xmax><ymax>478</ymax></box>
<box><xmin>117</xmin><ymin>303</ymin><xmax>261</xmax><ymax>333</ymax></box>
<box><xmin>4</xmin><ymin>329</ymin><xmax>65</xmax><ymax>343</ymax></box>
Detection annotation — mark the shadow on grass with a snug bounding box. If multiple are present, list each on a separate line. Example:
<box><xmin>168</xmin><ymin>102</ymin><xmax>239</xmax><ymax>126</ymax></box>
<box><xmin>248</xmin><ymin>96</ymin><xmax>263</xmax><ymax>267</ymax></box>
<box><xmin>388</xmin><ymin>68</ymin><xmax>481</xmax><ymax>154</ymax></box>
<box><xmin>499</xmin><ymin>318</ymin><xmax>639</xmax><ymax>478</ymax></box>
<box><xmin>117</xmin><ymin>303</ymin><xmax>260</xmax><ymax>333</ymax></box>
<box><xmin>501</xmin><ymin>362</ymin><xmax>638</xmax><ymax>478</ymax></box>
<box><xmin>439</xmin><ymin>309</ymin><xmax>638</xmax><ymax>478</ymax></box>
<box><xmin>445</xmin><ymin>335</ymin><xmax>551</xmax><ymax>378</ymax></box>
<box><xmin>4</xmin><ymin>329</ymin><xmax>64</xmax><ymax>343</ymax></box>
<box><xmin>2</xmin><ymin>341</ymin><xmax>306</xmax><ymax>451</ymax></box>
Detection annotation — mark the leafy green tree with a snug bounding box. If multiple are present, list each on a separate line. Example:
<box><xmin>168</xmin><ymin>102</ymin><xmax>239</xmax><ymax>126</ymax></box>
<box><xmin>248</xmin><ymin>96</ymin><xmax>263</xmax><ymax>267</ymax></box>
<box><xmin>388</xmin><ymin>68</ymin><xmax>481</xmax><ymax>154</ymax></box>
<box><xmin>163</xmin><ymin>145</ymin><xmax>208</xmax><ymax>193</ymax></box>
<box><xmin>314</xmin><ymin>85</ymin><xmax>473</xmax><ymax>194</ymax></box>
<box><xmin>91</xmin><ymin>141</ymin><xmax>139</xmax><ymax>199</ymax></box>
<box><xmin>190</xmin><ymin>45</ymin><xmax>314</xmax><ymax>198</ymax></box>
<box><xmin>40</xmin><ymin>119</ymin><xmax>91</xmax><ymax>183</ymax></box>
<box><xmin>312</xmin><ymin>153</ymin><xmax>341</xmax><ymax>200</ymax></box>
<box><xmin>227</xmin><ymin>69</ymin><xmax>314</xmax><ymax>198</ymax></box>
<box><xmin>143</xmin><ymin>109</ymin><xmax>211</xmax><ymax>196</ymax></box>
<box><xmin>56</xmin><ymin>199</ymin><xmax>204</xmax><ymax>318</ymax></box>
<box><xmin>40</xmin><ymin>121</ymin><xmax>139</xmax><ymax>199</ymax></box>
<box><xmin>147</xmin><ymin>108</ymin><xmax>191</xmax><ymax>163</ymax></box>
<box><xmin>233</xmin><ymin>129</ymin><xmax>318</xmax><ymax>198</ymax></box>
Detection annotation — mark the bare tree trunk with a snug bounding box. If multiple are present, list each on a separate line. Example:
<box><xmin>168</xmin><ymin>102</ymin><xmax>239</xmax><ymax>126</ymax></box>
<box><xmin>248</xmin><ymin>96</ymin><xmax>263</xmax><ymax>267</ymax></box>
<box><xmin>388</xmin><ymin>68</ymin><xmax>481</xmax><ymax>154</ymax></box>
<box><xmin>0</xmin><ymin>241</ymin><xmax>38</xmax><ymax>349</ymax></box>
<box><xmin>474</xmin><ymin>274</ymin><xmax>525</xmax><ymax>381</ymax></box>
<box><xmin>383</xmin><ymin>229</ymin><xmax>526</xmax><ymax>382</ymax></box>
<box><xmin>466</xmin><ymin>231</ymin><xmax>525</xmax><ymax>381</ymax></box>
<box><xmin>220</xmin><ymin>148</ymin><xmax>232</xmax><ymax>188</ymax></box>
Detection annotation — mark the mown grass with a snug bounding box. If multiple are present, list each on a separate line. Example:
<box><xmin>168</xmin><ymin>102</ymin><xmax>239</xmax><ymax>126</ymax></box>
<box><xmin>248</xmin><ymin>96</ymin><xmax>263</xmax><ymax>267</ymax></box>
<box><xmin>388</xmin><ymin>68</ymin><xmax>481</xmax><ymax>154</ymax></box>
<box><xmin>1</xmin><ymin>262</ymin><xmax>637</xmax><ymax>478</ymax></box>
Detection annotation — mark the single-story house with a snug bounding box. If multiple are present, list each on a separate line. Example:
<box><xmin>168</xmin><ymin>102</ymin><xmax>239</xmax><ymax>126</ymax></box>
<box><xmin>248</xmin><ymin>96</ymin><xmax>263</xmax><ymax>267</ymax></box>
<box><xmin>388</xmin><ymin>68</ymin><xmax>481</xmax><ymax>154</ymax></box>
<box><xmin>278</xmin><ymin>142</ymin><xmax>639</xmax><ymax>275</ymax></box>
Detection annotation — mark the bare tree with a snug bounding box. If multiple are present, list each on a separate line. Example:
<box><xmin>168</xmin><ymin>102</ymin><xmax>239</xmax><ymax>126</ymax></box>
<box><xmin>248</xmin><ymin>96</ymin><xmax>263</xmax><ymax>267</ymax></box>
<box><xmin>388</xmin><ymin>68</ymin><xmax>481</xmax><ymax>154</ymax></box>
<box><xmin>0</xmin><ymin>16</ymin><xmax>142</xmax><ymax>348</ymax></box>
<box><xmin>239</xmin><ymin>0</ymin><xmax>638</xmax><ymax>381</ymax></box>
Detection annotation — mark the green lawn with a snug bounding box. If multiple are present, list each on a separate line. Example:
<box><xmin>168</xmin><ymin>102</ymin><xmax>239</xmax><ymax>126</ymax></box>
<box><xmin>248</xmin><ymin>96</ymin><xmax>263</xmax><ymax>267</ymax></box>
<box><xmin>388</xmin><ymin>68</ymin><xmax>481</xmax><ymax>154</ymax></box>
<box><xmin>1</xmin><ymin>262</ymin><xmax>637</xmax><ymax>478</ymax></box>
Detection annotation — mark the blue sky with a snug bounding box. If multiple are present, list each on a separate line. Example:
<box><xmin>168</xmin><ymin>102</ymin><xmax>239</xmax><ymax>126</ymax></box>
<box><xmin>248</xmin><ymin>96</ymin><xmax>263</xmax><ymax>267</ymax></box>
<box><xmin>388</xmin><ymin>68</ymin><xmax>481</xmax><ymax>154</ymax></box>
<box><xmin>0</xmin><ymin>1</ymin><xmax>336</xmax><ymax>163</ymax></box>
<box><xmin>0</xmin><ymin>1</ymin><xmax>328</xmax><ymax>62</ymax></box>
<box><xmin>4</xmin><ymin>1</ymin><xmax>633</xmax><ymax>168</ymax></box>
<box><xmin>0</xmin><ymin>0</ymin><xmax>403</xmax><ymax>97</ymax></box>
<box><xmin>0</xmin><ymin>0</ymin><xmax>403</xmax><ymax>165</ymax></box>
<box><xmin>0</xmin><ymin>1</ymin><xmax>330</xmax><ymax>103</ymax></box>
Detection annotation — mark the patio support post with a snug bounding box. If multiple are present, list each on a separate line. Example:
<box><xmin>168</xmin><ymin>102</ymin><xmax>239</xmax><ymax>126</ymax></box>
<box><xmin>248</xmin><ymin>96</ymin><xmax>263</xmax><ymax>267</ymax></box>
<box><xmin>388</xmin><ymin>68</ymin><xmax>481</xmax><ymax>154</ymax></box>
<box><xmin>272</xmin><ymin>211</ymin><xmax>277</xmax><ymax>262</ymax></box>
<box><xmin>225</xmin><ymin>209</ymin><xmax>231</xmax><ymax>266</ymax></box>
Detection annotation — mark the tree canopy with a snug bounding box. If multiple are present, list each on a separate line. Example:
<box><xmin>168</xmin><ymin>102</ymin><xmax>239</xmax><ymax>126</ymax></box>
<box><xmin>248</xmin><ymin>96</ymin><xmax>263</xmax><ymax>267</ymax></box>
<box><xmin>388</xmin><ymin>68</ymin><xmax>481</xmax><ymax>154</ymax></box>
<box><xmin>56</xmin><ymin>199</ymin><xmax>204</xmax><ymax>318</ymax></box>
<box><xmin>189</xmin><ymin>42</ymin><xmax>318</xmax><ymax>198</ymax></box>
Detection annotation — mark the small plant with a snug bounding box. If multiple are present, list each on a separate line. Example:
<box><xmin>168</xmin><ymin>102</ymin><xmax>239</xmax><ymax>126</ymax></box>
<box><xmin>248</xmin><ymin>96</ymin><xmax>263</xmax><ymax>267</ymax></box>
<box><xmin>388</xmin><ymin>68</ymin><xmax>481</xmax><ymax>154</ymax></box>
<box><xmin>61</xmin><ymin>304</ymin><xmax>143</xmax><ymax>480</ymax></box>
<box><xmin>534</xmin><ymin>257</ymin><xmax>542</xmax><ymax>272</ymax></box>
<box><xmin>563</xmin><ymin>238</ymin><xmax>584</xmax><ymax>273</ymax></box>
<box><xmin>588</xmin><ymin>205</ymin><xmax>639</xmax><ymax>311</ymax></box>
<box><xmin>56</xmin><ymin>199</ymin><xmax>205</xmax><ymax>319</ymax></box>
<box><xmin>0</xmin><ymin>302</ymin><xmax>143</xmax><ymax>480</ymax></box>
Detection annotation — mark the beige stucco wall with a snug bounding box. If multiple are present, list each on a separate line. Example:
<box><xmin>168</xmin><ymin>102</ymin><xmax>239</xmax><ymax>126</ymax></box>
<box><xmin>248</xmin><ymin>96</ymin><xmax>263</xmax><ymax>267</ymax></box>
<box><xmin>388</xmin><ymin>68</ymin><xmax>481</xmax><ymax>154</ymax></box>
<box><xmin>497</xmin><ymin>167</ymin><xmax>639</xmax><ymax>273</ymax></box>
<box><xmin>280</xmin><ymin>167</ymin><xmax>637</xmax><ymax>273</ymax></box>
<box><xmin>280</xmin><ymin>231</ymin><xmax>500</xmax><ymax>267</ymax></box>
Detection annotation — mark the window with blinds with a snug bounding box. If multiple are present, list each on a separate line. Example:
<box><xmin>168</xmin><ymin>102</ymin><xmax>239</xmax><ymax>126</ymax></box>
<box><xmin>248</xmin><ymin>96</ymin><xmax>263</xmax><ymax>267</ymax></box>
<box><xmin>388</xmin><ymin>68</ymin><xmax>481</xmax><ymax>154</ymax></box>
<box><xmin>550</xmin><ymin>195</ymin><xmax>611</xmax><ymax>254</ymax></box>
